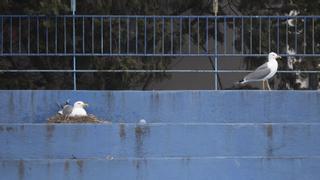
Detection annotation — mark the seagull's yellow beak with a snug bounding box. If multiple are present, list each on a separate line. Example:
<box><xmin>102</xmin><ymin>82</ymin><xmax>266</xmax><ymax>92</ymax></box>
<box><xmin>83</xmin><ymin>103</ymin><xmax>89</xmax><ymax>108</ymax></box>
<box><xmin>276</xmin><ymin>55</ymin><xmax>282</xmax><ymax>60</ymax></box>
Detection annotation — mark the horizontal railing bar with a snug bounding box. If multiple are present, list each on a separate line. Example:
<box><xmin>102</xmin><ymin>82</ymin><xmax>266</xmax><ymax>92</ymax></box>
<box><xmin>0</xmin><ymin>54</ymin><xmax>320</xmax><ymax>57</ymax></box>
<box><xmin>0</xmin><ymin>15</ymin><xmax>320</xmax><ymax>18</ymax></box>
<box><xmin>1</xmin><ymin>69</ymin><xmax>319</xmax><ymax>73</ymax></box>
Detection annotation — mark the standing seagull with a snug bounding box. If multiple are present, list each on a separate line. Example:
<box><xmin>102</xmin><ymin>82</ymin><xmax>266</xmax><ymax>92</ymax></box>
<box><xmin>238</xmin><ymin>52</ymin><xmax>281</xmax><ymax>90</ymax></box>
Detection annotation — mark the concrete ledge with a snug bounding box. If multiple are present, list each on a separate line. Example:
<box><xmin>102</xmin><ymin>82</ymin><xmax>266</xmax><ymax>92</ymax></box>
<box><xmin>1</xmin><ymin>158</ymin><xmax>320</xmax><ymax>180</ymax></box>
<box><xmin>1</xmin><ymin>123</ymin><xmax>319</xmax><ymax>159</ymax></box>
<box><xmin>0</xmin><ymin>90</ymin><xmax>320</xmax><ymax>123</ymax></box>
<box><xmin>1</xmin><ymin>91</ymin><xmax>320</xmax><ymax>179</ymax></box>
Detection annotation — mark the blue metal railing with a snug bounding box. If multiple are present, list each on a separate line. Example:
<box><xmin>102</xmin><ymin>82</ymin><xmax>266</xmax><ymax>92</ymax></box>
<box><xmin>0</xmin><ymin>15</ymin><xmax>319</xmax><ymax>57</ymax></box>
<box><xmin>0</xmin><ymin>15</ymin><xmax>320</xmax><ymax>90</ymax></box>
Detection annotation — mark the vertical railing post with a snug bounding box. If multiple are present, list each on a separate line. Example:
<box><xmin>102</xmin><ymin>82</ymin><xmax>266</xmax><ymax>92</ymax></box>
<box><xmin>71</xmin><ymin>0</ymin><xmax>77</xmax><ymax>90</ymax></box>
<box><xmin>0</xmin><ymin>17</ymin><xmax>3</xmax><ymax>54</ymax></box>
<box><xmin>212</xmin><ymin>0</ymin><xmax>219</xmax><ymax>90</ymax></box>
<box><xmin>214</xmin><ymin>17</ymin><xmax>218</xmax><ymax>90</ymax></box>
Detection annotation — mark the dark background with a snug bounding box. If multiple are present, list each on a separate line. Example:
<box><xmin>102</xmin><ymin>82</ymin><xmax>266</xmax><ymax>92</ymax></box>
<box><xmin>0</xmin><ymin>0</ymin><xmax>319</xmax><ymax>90</ymax></box>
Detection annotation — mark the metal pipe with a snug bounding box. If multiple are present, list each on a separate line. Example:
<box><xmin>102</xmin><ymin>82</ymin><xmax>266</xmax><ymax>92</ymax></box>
<box><xmin>1</xmin><ymin>69</ymin><xmax>318</xmax><ymax>74</ymax></box>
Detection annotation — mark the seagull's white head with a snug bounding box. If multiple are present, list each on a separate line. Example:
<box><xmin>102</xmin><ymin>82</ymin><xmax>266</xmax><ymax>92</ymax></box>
<box><xmin>268</xmin><ymin>52</ymin><xmax>281</xmax><ymax>61</ymax></box>
<box><xmin>73</xmin><ymin>101</ymin><xmax>88</xmax><ymax>108</ymax></box>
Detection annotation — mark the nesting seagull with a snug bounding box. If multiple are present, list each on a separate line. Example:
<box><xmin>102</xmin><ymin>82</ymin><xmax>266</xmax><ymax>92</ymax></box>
<box><xmin>238</xmin><ymin>52</ymin><xmax>281</xmax><ymax>90</ymax></box>
<box><xmin>57</xmin><ymin>100</ymin><xmax>88</xmax><ymax>117</ymax></box>
<box><xmin>57</xmin><ymin>100</ymin><xmax>72</xmax><ymax>115</ymax></box>
<box><xmin>70</xmin><ymin>101</ymin><xmax>88</xmax><ymax>117</ymax></box>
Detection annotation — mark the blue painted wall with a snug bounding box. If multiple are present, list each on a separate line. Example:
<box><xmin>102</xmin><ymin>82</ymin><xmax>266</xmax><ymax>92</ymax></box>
<box><xmin>0</xmin><ymin>90</ymin><xmax>320</xmax><ymax>123</ymax></box>
<box><xmin>0</xmin><ymin>91</ymin><xmax>320</xmax><ymax>180</ymax></box>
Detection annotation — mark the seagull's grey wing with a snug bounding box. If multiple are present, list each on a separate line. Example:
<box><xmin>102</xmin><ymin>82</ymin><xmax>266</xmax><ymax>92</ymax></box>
<box><xmin>244</xmin><ymin>63</ymin><xmax>271</xmax><ymax>81</ymax></box>
<box><xmin>255</xmin><ymin>62</ymin><xmax>269</xmax><ymax>71</ymax></box>
<box><xmin>62</xmin><ymin>105</ymin><xmax>73</xmax><ymax>115</ymax></box>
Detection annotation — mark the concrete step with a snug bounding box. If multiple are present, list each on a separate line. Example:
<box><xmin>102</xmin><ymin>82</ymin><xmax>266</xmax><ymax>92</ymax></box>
<box><xmin>1</xmin><ymin>91</ymin><xmax>320</xmax><ymax>180</ymax></box>
<box><xmin>1</xmin><ymin>123</ymin><xmax>319</xmax><ymax>159</ymax></box>
<box><xmin>2</xmin><ymin>158</ymin><xmax>320</xmax><ymax>180</ymax></box>
<box><xmin>1</xmin><ymin>90</ymin><xmax>319</xmax><ymax>123</ymax></box>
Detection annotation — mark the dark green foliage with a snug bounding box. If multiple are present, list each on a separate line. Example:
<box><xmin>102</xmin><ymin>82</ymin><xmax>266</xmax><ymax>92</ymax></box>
<box><xmin>0</xmin><ymin>0</ymin><xmax>319</xmax><ymax>89</ymax></box>
<box><xmin>234</xmin><ymin>0</ymin><xmax>320</xmax><ymax>89</ymax></box>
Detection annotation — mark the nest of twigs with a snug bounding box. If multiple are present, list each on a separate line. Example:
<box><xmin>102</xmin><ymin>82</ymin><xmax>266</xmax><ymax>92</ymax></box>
<box><xmin>47</xmin><ymin>114</ymin><xmax>104</xmax><ymax>123</ymax></box>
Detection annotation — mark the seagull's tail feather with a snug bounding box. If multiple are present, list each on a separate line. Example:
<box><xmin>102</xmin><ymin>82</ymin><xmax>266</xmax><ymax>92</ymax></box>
<box><xmin>234</xmin><ymin>79</ymin><xmax>246</xmax><ymax>85</ymax></box>
<box><xmin>56</xmin><ymin>102</ymin><xmax>63</xmax><ymax>109</ymax></box>
<box><xmin>232</xmin><ymin>80</ymin><xmax>247</xmax><ymax>89</ymax></box>
<box><xmin>66</xmin><ymin>99</ymin><xmax>70</xmax><ymax>105</ymax></box>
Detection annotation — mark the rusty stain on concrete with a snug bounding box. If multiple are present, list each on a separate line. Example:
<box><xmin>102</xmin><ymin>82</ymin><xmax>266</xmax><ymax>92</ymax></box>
<box><xmin>6</xmin><ymin>126</ymin><xmax>16</xmax><ymax>132</ymax></box>
<box><xmin>76</xmin><ymin>160</ymin><xmax>84</xmax><ymax>173</ymax></box>
<box><xmin>154</xmin><ymin>92</ymin><xmax>160</xmax><ymax>102</ymax></box>
<box><xmin>106</xmin><ymin>91</ymin><xmax>115</xmax><ymax>116</ymax></box>
<box><xmin>150</xmin><ymin>92</ymin><xmax>160</xmax><ymax>110</ymax></box>
<box><xmin>20</xmin><ymin>125</ymin><xmax>25</xmax><ymax>131</ymax></box>
<box><xmin>31</xmin><ymin>91</ymin><xmax>35</xmax><ymax>119</ymax></box>
<box><xmin>47</xmin><ymin>161</ymin><xmax>51</xmax><ymax>174</ymax></box>
<box><xmin>1</xmin><ymin>161</ymin><xmax>5</xmax><ymax>168</ymax></box>
<box><xmin>46</xmin><ymin>124</ymin><xmax>55</xmax><ymax>140</ymax></box>
<box><xmin>134</xmin><ymin>159</ymin><xmax>146</xmax><ymax>169</ymax></box>
<box><xmin>135</xmin><ymin>125</ymin><xmax>150</xmax><ymax>157</ymax></box>
<box><xmin>119</xmin><ymin>123</ymin><xmax>126</xmax><ymax>140</ymax></box>
<box><xmin>267</xmin><ymin>124</ymin><xmax>273</xmax><ymax>139</ymax></box>
<box><xmin>152</xmin><ymin>92</ymin><xmax>160</xmax><ymax>104</ymax></box>
<box><xmin>182</xmin><ymin>157</ymin><xmax>191</xmax><ymax>166</ymax></box>
<box><xmin>64</xmin><ymin>160</ymin><xmax>70</xmax><ymax>173</ymax></box>
<box><xmin>18</xmin><ymin>160</ymin><xmax>24</xmax><ymax>180</ymax></box>
<box><xmin>134</xmin><ymin>159</ymin><xmax>148</xmax><ymax>180</ymax></box>
<box><xmin>8</xmin><ymin>92</ymin><xmax>14</xmax><ymax>115</ymax></box>
<box><xmin>266</xmin><ymin>124</ymin><xmax>273</xmax><ymax>157</ymax></box>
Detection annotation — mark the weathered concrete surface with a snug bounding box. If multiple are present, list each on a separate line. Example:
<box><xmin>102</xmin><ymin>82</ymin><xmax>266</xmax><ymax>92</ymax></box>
<box><xmin>1</xmin><ymin>158</ymin><xmax>320</xmax><ymax>180</ymax></box>
<box><xmin>0</xmin><ymin>123</ymin><xmax>319</xmax><ymax>159</ymax></box>
<box><xmin>0</xmin><ymin>90</ymin><xmax>320</xmax><ymax>180</ymax></box>
<box><xmin>0</xmin><ymin>90</ymin><xmax>320</xmax><ymax>123</ymax></box>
